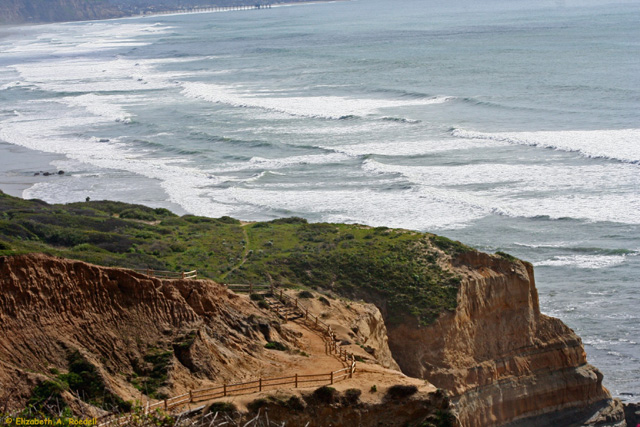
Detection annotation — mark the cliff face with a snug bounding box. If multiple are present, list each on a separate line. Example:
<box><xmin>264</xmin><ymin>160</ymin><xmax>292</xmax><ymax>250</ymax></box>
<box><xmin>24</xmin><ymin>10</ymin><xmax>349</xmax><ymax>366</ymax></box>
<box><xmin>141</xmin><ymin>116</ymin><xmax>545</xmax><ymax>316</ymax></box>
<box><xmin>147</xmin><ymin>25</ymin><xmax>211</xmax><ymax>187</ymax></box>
<box><xmin>386</xmin><ymin>250</ymin><xmax>625</xmax><ymax>426</ymax></box>
<box><xmin>0</xmin><ymin>253</ymin><xmax>294</xmax><ymax>411</ymax></box>
<box><xmin>0</xmin><ymin>0</ymin><xmax>124</xmax><ymax>24</ymax></box>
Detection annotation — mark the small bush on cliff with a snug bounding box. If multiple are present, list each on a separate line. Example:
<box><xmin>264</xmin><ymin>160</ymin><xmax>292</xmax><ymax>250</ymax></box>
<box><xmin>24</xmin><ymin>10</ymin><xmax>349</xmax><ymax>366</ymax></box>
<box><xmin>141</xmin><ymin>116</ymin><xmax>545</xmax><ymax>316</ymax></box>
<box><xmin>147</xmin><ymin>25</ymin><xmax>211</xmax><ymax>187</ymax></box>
<box><xmin>343</xmin><ymin>388</ymin><xmax>362</xmax><ymax>405</ymax></box>
<box><xmin>311</xmin><ymin>386</ymin><xmax>339</xmax><ymax>404</ymax></box>
<box><xmin>419</xmin><ymin>410</ymin><xmax>456</xmax><ymax>427</ymax></box>
<box><xmin>206</xmin><ymin>402</ymin><xmax>237</xmax><ymax>415</ymax></box>
<box><xmin>264</xmin><ymin>341</ymin><xmax>288</xmax><ymax>351</ymax></box>
<box><xmin>131</xmin><ymin>349</ymin><xmax>174</xmax><ymax>399</ymax></box>
<box><xmin>496</xmin><ymin>251</ymin><xmax>519</xmax><ymax>262</ymax></box>
<box><xmin>298</xmin><ymin>290</ymin><xmax>314</xmax><ymax>299</ymax></box>
<box><xmin>28</xmin><ymin>379</ymin><xmax>68</xmax><ymax>413</ymax></box>
<box><xmin>28</xmin><ymin>351</ymin><xmax>131</xmax><ymax>414</ymax></box>
<box><xmin>385</xmin><ymin>384</ymin><xmax>418</xmax><ymax>400</ymax></box>
<box><xmin>250</xmin><ymin>293</ymin><xmax>264</xmax><ymax>301</ymax></box>
<box><xmin>429</xmin><ymin>235</ymin><xmax>470</xmax><ymax>255</ymax></box>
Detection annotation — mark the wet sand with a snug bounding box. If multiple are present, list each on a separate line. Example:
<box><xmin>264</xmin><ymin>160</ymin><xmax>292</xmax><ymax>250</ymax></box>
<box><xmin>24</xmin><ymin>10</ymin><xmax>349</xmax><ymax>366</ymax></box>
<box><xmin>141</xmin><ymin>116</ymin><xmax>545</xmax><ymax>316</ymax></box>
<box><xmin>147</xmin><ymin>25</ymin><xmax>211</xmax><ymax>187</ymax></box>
<box><xmin>0</xmin><ymin>141</ymin><xmax>65</xmax><ymax>197</ymax></box>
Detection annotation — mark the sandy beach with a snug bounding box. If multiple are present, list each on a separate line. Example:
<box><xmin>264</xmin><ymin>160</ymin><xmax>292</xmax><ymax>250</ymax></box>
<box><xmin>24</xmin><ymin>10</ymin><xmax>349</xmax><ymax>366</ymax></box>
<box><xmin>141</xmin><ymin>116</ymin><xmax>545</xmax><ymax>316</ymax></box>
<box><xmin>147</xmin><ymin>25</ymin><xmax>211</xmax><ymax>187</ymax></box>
<box><xmin>0</xmin><ymin>141</ymin><xmax>66</xmax><ymax>198</ymax></box>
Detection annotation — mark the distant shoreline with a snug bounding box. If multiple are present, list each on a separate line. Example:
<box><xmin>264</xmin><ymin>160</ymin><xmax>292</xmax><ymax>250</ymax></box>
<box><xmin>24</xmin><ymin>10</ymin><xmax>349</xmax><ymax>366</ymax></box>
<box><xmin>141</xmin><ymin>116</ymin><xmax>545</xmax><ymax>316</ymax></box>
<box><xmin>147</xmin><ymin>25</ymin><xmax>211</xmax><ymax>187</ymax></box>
<box><xmin>0</xmin><ymin>0</ymin><xmax>346</xmax><ymax>27</ymax></box>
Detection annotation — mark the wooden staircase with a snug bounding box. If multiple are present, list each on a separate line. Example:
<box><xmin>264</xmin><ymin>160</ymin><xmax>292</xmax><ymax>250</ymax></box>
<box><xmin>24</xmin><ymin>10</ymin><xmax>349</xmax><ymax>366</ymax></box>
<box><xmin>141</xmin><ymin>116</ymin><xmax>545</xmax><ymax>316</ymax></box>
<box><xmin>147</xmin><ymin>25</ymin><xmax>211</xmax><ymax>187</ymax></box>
<box><xmin>264</xmin><ymin>294</ymin><xmax>303</xmax><ymax>321</ymax></box>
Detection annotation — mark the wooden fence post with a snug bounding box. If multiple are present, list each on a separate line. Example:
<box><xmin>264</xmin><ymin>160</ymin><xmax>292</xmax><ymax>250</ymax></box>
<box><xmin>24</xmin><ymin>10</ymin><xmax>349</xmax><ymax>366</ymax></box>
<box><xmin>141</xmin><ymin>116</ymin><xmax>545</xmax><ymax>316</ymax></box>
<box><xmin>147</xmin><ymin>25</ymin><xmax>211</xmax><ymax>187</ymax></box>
<box><xmin>259</xmin><ymin>378</ymin><xmax>262</xmax><ymax>392</ymax></box>
<box><xmin>330</xmin><ymin>371</ymin><xmax>334</xmax><ymax>385</ymax></box>
<box><xmin>182</xmin><ymin>271</ymin><xmax>185</xmax><ymax>279</ymax></box>
<box><xmin>280</xmin><ymin>289</ymin><xmax>283</xmax><ymax>300</ymax></box>
<box><xmin>223</xmin><ymin>384</ymin><xmax>227</xmax><ymax>397</ymax></box>
<box><xmin>164</xmin><ymin>399</ymin><xmax>168</xmax><ymax>411</ymax></box>
<box><xmin>250</xmin><ymin>283</ymin><xmax>253</xmax><ymax>294</ymax></box>
<box><xmin>295</xmin><ymin>374</ymin><xmax>298</xmax><ymax>388</ymax></box>
<box><xmin>189</xmin><ymin>390</ymin><xmax>193</xmax><ymax>402</ymax></box>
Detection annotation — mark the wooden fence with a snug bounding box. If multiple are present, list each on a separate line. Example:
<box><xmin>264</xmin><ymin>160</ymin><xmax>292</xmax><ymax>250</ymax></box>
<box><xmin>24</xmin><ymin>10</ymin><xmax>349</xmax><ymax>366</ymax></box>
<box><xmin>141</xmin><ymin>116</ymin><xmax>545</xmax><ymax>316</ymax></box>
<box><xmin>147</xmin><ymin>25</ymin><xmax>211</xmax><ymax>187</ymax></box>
<box><xmin>98</xmin><ymin>363</ymin><xmax>355</xmax><ymax>426</ymax></box>
<box><xmin>98</xmin><ymin>285</ymin><xmax>357</xmax><ymax>426</ymax></box>
<box><xmin>133</xmin><ymin>269</ymin><xmax>197</xmax><ymax>280</ymax></box>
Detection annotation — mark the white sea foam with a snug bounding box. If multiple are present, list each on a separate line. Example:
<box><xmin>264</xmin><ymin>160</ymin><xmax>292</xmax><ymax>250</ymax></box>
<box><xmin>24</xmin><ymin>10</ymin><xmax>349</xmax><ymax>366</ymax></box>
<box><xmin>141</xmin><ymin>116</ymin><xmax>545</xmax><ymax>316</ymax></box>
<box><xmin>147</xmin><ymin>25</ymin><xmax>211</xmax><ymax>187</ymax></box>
<box><xmin>319</xmin><ymin>138</ymin><xmax>508</xmax><ymax>157</ymax></box>
<box><xmin>3</xmin><ymin>22</ymin><xmax>173</xmax><ymax>56</ymax></box>
<box><xmin>181</xmin><ymin>82</ymin><xmax>451</xmax><ymax>119</ymax></box>
<box><xmin>9</xmin><ymin>56</ymin><xmax>177</xmax><ymax>93</ymax></box>
<box><xmin>0</xmin><ymin>109</ymin><xmax>232</xmax><ymax>218</ymax></box>
<box><xmin>452</xmin><ymin>128</ymin><xmax>640</xmax><ymax>164</ymax></box>
<box><xmin>62</xmin><ymin>94</ymin><xmax>135</xmax><ymax>123</ymax></box>
<box><xmin>534</xmin><ymin>255</ymin><xmax>628</xmax><ymax>269</ymax></box>
<box><xmin>361</xmin><ymin>159</ymin><xmax>640</xmax><ymax>224</ymax></box>
<box><xmin>202</xmin><ymin>186</ymin><xmax>486</xmax><ymax>230</ymax></box>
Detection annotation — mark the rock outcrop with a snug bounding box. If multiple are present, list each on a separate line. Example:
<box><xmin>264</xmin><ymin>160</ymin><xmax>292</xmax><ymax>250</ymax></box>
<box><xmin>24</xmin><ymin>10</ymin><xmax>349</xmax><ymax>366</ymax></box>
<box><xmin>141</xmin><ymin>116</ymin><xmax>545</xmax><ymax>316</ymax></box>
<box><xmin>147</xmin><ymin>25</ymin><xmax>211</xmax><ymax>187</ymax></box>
<box><xmin>385</xmin><ymin>250</ymin><xmax>625</xmax><ymax>426</ymax></box>
<box><xmin>0</xmin><ymin>253</ymin><xmax>294</xmax><ymax>411</ymax></box>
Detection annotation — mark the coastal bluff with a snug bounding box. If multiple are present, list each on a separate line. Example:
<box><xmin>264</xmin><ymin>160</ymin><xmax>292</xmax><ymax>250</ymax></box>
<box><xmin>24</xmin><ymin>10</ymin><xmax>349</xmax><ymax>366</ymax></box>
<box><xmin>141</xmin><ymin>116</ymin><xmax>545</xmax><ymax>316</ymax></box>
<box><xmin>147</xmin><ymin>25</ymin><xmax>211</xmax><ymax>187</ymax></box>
<box><xmin>0</xmin><ymin>190</ymin><xmax>631</xmax><ymax>426</ymax></box>
<box><xmin>385</xmin><ymin>250</ymin><xmax>626</xmax><ymax>426</ymax></box>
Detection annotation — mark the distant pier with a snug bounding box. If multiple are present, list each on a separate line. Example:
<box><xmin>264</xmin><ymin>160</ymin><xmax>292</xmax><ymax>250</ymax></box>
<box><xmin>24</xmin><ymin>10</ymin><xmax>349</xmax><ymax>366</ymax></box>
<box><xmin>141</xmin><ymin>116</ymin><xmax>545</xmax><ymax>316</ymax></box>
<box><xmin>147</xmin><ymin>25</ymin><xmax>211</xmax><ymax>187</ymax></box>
<box><xmin>149</xmin><ymin>4</ymin><xmax>273</xmax><ymax>15</ymax></box>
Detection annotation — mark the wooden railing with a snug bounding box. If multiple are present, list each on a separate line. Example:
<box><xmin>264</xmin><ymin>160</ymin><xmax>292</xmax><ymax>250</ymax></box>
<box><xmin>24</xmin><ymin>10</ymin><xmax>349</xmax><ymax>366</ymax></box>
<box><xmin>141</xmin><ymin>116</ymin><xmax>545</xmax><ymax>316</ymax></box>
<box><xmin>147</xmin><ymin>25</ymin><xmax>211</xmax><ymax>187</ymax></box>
<box><xmin>133</xmin><ymin>269</ymin><xmax>197</xmax><ymax>280</ymax></box>
<box><xmin>98</xmin><ymin>363</ymin><xmax>355</xmax><ymax>426</ymax></box>
<box><xmin>98</xmin><ymin>285</ymin><xmax>357</xmax><ymax>426</ymax></box>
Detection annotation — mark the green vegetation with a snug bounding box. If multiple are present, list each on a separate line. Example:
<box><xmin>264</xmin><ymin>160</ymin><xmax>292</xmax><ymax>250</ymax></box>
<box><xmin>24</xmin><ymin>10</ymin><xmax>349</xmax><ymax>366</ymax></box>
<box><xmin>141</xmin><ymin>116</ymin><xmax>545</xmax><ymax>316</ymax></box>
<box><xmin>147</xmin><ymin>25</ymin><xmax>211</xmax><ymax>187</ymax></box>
<box><xmin>0</xmin><ymin>191</ymin><xmax>471</xmax><ymax>326</ymax></box>
<box><xmin>247</xmin><ymin>395</ymin><xmax>304</xmax><ymax>412</ymax></box>
<box><xmin>28</xmin><ymin>351</ymin><xmax>131</xmax><ymax>415</ymax></box>
<box><xmin>264</xmin><ymin>341</ymin><xmax>288</xmax><ymax>351</ymax></box>
<box><xmin>298</xmin><ymin>290</ymin><xmax>314</xmax><ymax>299</ymax></box>
<box><xmin>419</xmin><ymin>410</ymin><xmax>456</xmax><ymax>427</ymax></box>
<box><xmin>385</xmin><ymin>384</ymin><xmax>418</xmax><ymax>400</ymax></box>
<box><xmin>495</xmin><ymin>251</ymin><xmax>519</xmax><ymax>262</ymax></box>
<box><xmin>343</xmin><ymin>388</ymin><xmax>362</xmax><ymax>404</ymax></box>
<box><xmin>205</xmin><ymin>402</ymin><xmax>237</xmax><ymax>415</ymax></box>
<box><xmin>311</xmin><ymin>386</ymin><xmax>338</xmax><ymax>404</ymax></box>
<box><xmin>131</xmin><ymin>348</ymin><xmax>173</xmax><ymax>399</ymax></box>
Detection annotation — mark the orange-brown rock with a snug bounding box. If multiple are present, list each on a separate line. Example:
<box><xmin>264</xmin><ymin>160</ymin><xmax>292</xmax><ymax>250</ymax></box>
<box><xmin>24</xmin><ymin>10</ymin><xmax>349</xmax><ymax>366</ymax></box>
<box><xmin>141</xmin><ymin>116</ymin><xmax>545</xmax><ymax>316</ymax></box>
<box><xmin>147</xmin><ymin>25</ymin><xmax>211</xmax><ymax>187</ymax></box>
<box><xmin>386</xmin><ymin>250</ymin><xmax>625</xmax><ymax>426</ymax></box>
<box><xmin>0</xmin><ymin>253</ymin><xmax>295</xmax><ymax>411</ymax></box>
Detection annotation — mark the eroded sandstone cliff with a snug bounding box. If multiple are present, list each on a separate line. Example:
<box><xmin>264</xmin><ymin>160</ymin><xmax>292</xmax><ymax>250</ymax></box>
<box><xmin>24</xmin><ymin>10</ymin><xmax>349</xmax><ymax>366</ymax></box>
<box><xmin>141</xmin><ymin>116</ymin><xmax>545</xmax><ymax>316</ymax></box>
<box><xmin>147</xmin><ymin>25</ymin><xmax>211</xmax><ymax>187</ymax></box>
<box><xmin>0</xmin><ymin>253</ymin><xmax>296</xmax><ymax>412</ymax></box>
<box><xmin>386</xmin><ymin>250</ymin><xmax>625</xmax><ymax>426</ymax></box>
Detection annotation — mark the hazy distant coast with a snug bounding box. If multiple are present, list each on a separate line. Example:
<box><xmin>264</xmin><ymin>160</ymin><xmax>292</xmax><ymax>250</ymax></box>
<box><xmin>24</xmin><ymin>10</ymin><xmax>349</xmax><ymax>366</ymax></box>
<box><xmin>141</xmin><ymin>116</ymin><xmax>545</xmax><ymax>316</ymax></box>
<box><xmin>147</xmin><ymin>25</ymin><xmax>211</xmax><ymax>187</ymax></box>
<box><xmin>0</xmin><ymin>0</ymin><xmax>332</xmax><ymax>25</ymax></box>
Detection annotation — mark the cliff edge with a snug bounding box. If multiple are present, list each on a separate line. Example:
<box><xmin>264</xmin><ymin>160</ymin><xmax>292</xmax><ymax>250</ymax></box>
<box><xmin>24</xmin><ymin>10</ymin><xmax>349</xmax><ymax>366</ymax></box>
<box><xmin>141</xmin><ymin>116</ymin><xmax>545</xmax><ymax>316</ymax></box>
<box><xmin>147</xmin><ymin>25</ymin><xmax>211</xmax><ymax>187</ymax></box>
<box><xmin>386</xmin><ymin>250</ymin><xmax>626</xmax><ymax>426</ymax></box>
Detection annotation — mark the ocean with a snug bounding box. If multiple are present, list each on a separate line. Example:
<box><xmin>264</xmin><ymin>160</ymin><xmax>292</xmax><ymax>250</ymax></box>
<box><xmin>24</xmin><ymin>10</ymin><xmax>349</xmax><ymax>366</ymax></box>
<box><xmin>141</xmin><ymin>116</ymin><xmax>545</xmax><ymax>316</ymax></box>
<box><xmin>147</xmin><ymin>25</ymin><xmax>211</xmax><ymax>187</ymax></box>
<box><xmin>0</xmin><ymin>0</ymin><xmax>638</xmax><ymax>400</ymax></box>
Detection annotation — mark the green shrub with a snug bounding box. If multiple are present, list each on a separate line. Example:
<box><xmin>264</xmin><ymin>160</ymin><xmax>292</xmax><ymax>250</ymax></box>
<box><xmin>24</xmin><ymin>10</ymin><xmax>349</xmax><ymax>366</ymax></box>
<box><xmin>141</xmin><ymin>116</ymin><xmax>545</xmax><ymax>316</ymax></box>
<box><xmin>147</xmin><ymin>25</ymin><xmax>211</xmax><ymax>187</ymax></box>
<box><xmin>370</xmin><ymin>385</ymin><xmax>377</xmax><ymax>393</ymax></box>
<box><xmin>286</xmin><ymin>395</ymin><xmax>305</xmax><ymax>411</ymax></box>
<box><xmin>250</xmin><ymin>293</ymin><xmax>265</xmax><ymax>301</ymax></box>
<box><xmin>312</xmin><ymin>386</ymin><xmax>339</xmax><ymax>404</ymax></box>
<box><xmin>264</xmin><ymin>341</ymin><xmax>287</xmax><ymax>351</ymax></box>
<box><xmin>247</xmin><ymin>398</ymin><xmax>267</xmax><ymax>412</ymax></box>
<box><xmin>258</xmin><ymin>300</ymin><xmax>270</xmax><ymax>310</ymax></box>
<box><xmin>298</xmin><ymin>290</ymin><xmax>314</xmax><ymax>299</ymax></box>
<box><xmin>429</xmin><ymin>235</ymin><xmax>470</xmax><ymax>255</ymax></box>
<box><xmin>120</xmin><ymin>208</ymin><xmax>156</xmax><ymax>221</ymax></box>
<box><xmin>385</xmin><ymin>384</ymin><xmax>418</xmax><ymax>400</ymax></box>
<box><xmin>268</xmin><ymin>217</ymin><xmax>308</xmax><ymax>225</ymax></box>
<box><xmin>344</xmin><ymin>388</ymin><xmax>362</xmax><ymax>404</ymax></box>
<box><xmin>318</xmin><ymin>296</ymin><xmax>331</xmax><ymax>306</ymax></box>
<box><xmin>495</xmin><ymin>251</ymin><xmax>518</xmax><ymax>261</ymax></box>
